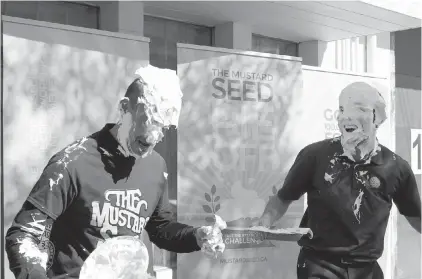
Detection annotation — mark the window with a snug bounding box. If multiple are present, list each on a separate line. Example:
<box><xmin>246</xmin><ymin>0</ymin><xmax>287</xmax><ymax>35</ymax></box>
<box><xmin>143</xmin><ymin>15</ymin><xmax>213</xmax><ymax>269</ymax></box>
<box><xmin>144</xmin><ymin>15</ymin><xmax>213</xmax><ymax>70</ymax></box>
<box><xmin>252</xmin><ymin>34</ymin><xmax>298</xmax><ymax>57</ymax></box>
<box><xmin>335</xmin><ymin>36</ymin><xmax>367</xmax><ymax>73</ymax></box>
<box><xmin>1</xmin><ymin>1</ymin><xmax>99</xmax><ymax>29</ymax></box>
<box><xmin>144</xmin><ymin>15</ymin><xmax>213</xmax><ymax>199</ymax></box>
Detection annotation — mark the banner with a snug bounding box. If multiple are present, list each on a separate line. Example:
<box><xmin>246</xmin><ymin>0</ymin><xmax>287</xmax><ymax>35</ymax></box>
<box><xmin>177</xmin><ymin>44</ymin><xmax>305</xmax><ymax>279</ymax></box>
<box><xmin>176</xmin><ymin>47</ymin><xmax>395</xmax><ymax>278</ymax></box>
<box><xmin>2</xmin><ymin>16</ymin><xmax>149</xmax><ymax>279</ymax></box>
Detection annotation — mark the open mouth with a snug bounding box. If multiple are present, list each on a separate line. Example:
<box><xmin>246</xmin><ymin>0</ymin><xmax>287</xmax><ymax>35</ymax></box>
<box><xmin>344</xmin><ymin>125</ymin><xmax>358</xmax><ymax>133</ymax></box>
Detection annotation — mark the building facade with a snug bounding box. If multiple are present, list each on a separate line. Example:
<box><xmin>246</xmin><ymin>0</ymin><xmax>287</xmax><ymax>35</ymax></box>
<box><xmin>2</xmin><ymin>1</ymin><xmax>421</xmax><ymax>279</ymax></box>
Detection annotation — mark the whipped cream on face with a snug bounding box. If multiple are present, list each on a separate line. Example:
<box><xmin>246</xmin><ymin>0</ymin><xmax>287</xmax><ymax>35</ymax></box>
<box><xmin>135</xmin><ymin>65</ymin><xmax>183</xmax><ymax>128</ymax></box>
<box><xmin>341</xmin><ymin>129</ymin><xmax>369</xmax><ymax>161</ymax></box>
<box><xmin>341</xmin><ymin>135</ymin><xmax>379</xmax><ymax>162</ymax></box>
<box><xmin>116</xmin><ymin>109</ymin><xmax>138</xmax><ymax>158</ymax></box>
<box><xmin>337</xmin><ymin>82</ymin><xmax>386</xmax><ymax>162</ymax></box>
<box><xmin>115</xmin><ymin>66</ymin><xmax>184</xmax><ymax>159</ymax></box>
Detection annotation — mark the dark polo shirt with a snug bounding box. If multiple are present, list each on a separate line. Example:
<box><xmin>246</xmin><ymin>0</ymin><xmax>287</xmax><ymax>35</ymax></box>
<box><xmin>278</xmin><ymin>137</ymin><xmax>421</xmax><ymax>263</ymax></box>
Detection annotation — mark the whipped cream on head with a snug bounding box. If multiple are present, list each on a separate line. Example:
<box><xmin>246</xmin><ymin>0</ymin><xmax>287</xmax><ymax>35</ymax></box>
<box><xmin>134</xmin><ymin>65</ymin><xmax>183</xmax><ymax>128</ymax></box>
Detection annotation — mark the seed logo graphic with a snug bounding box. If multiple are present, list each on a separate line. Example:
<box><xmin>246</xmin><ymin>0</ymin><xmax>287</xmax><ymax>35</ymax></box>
<box><xmin>202</xmin><ymin>185</ymin><xmax>221</xmax><ymax>223</ymax></box>
<box><xmin>202</xmin><ymin>184</ymin><xmax>276</xmax><ymax>249</ymax></box>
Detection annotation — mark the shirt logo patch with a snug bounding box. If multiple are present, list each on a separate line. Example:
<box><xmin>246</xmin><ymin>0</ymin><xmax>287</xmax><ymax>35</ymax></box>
<box><xmin>90</xmin><ymin>189</ymin><xmax>150</xmax><ymax>245</ymax></box>
<box><xmin>369</xmin><ymin>176</ymin><xmax>381</xmax><ymax>189</ymax></box>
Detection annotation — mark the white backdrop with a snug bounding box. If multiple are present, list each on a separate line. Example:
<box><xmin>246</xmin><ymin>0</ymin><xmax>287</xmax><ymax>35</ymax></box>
<box><xmin>177</xmin><ymin>43</ymin><xmax>304</xmax><ymax>279</ymax></box>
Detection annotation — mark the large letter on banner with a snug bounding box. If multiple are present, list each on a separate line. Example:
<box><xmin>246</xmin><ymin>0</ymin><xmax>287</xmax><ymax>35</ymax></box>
<box><xmin>176</xmin><ymin>43</ymin><xmax>305</xmax><ymax>279</ymax></box>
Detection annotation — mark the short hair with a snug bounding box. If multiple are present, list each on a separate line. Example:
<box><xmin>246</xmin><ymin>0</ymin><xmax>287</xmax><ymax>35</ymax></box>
<box><xmin>124</xmin><ymin>78</ymin><xmax>145</xmax><ymax>108</ymax></box>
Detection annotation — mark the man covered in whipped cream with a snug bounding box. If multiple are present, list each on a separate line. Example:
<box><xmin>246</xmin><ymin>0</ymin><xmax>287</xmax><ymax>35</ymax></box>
<box><xmin>254</xmin><ymin>82</ymin><xmax>421</xmax><ymax>279</ymax></box>
<box><xmin>5</xmin><ymin>65</ymin><xmax>226</xmax><ymax>279</ymax></box>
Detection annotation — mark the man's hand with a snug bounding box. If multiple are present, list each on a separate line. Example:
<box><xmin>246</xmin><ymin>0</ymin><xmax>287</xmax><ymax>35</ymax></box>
<box><xmin>250</xmin><ymin>213</ymin><xmax>273</xmax><ymax>228</ymax></box>
<box><xmin>250</xmin><ymin>195</ymin><xmax>292</xmax><ymax>228</ymax></box>
<box><xmin>195</xmin><ymin>215</ymin><xmax>227</xmax><ymax>259</ymax></box>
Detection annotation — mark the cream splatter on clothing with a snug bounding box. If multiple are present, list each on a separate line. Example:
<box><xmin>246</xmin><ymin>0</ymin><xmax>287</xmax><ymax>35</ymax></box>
<box><xmin>278</xmin><ymin>137</ymin><xmax>420</xmax><ymax>262</ymax></box>
<box><xmin>6</xmin><ymin>124</ymin><xmax>199</xmax><ymax>279</ymax></box>
<box><xmin>16</xmin><ymin>238</ymin><xmax>49</xmax><ymax>269</ymax></box>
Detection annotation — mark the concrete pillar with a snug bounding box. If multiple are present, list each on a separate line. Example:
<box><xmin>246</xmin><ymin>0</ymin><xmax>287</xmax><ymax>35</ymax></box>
<box><xmin>366</xmin><ymin>32</ymin><xmax>391</xmax><ymax>76</ymax></box>
<box><xmin>299</xmin><ymin>36</ymin><xmax>369</xmax><ymax>73</ymax></box>
<box><xmin>117</xmin><ymin>1</ymin><xmax>144</xmax><ymax>36</ymax></box>
<box><xmin>214</xmin><ymin>22</ymin><xmax>252</xmax><ymax>50</ymax></box>
<box><xmin>97</xmin><ymin>1</ymin><xmax>118</xmax><ymax>32</ymax></box>
<box><xmin>97</xmin><ymin>1</ymin><xmax>144</xmax><ymax>36</ymax></box>
<box><xmin>298</xmin><ymin>40</ymin><xmax>336</xmax><ymax>69</ymax></box>
<box><xmin>393</xmin><ymin>27</ymin><xmax>421</xmax><ymax>279</ymax></box>
<box><xmin>298</xmin><ymin>40</ymin><xmax>322</xmax><ymax>67</ymax></box>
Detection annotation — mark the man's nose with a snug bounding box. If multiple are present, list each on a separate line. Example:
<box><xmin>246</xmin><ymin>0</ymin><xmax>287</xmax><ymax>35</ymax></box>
<box><xmin>338</xmin><ymin>111</ymin><xmax>353</xmax><ymax>121</ymax></box>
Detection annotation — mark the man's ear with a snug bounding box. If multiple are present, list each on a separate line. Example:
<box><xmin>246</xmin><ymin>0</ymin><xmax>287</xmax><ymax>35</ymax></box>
<box><xmin>373</xmin><ymin>103</ymin><xmax>387</xmax><ymax>128</ymax></box>
<box><xmin>119</xmin><ymin>97</ymin><xmax>130</xmax><ymax>114</ymax></box>
<box><xmin>373</xmin><ymin>109</ymin><xmax>377</xmax><ymax>126</ymax></box>
<box><xmin>373</xmin><ymin>109</ymin><xmax>382</xmax><ymax>129</ymax></box>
